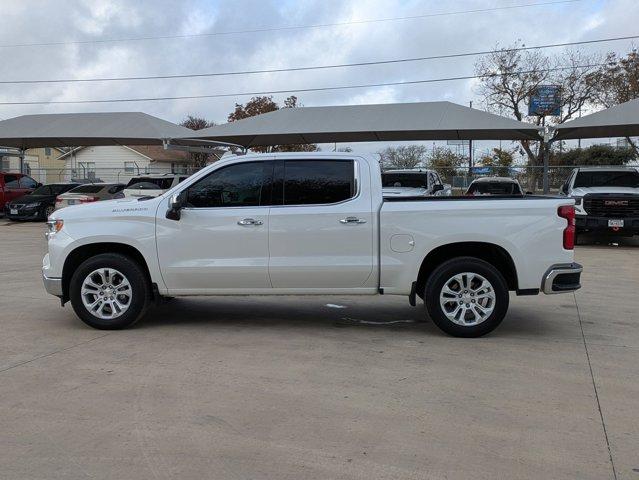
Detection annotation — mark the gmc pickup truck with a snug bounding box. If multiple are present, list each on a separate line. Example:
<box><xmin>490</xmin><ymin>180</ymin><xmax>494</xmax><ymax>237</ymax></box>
<box><xmin>43</xmin><ymin>153</ymin><xmax>582</xmax><ymax>337</ymax></box>
<box><xmin>560</xmin><ymin>166</ymin><xmax>639</xmax><ymax>237</ymax></box>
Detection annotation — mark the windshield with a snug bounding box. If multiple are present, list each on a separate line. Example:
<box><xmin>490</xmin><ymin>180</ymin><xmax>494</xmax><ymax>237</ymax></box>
<box><xmin>32</xmin><ymin>184</ymin><xmax>77</xmax><ymax>195</ymax></box>
<box><xmin>573</xmin><ymin>170</ymin><xmax>639</xmax><ymax>188</ymax></box>
<box><xmin>382</xmin><ymin>173</ymin><xmax>428</xmax><ymax>188</ymax></box>
<box><xmin>467</xmin><ymin>181</ymin><xmax>521</xmax><ymax>195</ymax></box>
<box><xmin>125</xmin><ymin>177</ymin><xmax>174</xmax><ymax>190</ymax></box>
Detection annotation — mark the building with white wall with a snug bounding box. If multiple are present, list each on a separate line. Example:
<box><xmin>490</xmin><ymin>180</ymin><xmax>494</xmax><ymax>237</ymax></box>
<box><xmin>58</xmin><ymin>145</ymin><xmax>192</xmax><ymax>183</ymax></box>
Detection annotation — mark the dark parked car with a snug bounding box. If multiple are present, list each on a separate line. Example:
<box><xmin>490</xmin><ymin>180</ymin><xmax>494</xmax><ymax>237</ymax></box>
<box><xmin>5</xmin><ymin>183</ymin><xmax>80</xmax><ymax>221</ymax></box>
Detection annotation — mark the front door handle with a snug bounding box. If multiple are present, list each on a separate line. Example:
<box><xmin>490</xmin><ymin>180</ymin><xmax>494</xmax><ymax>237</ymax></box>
<box><xmin>340</xmin><ymin>216</ymin><xmax>366</xmax><ymax>224</ymax></box>
<box><xmin>238</xmin><ymin>218</ymin><xmax>263</xmax><ymax>226</ymax></box>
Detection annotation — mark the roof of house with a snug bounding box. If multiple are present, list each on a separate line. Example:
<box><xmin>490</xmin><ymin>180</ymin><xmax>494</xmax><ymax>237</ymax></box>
<box><xmin>127</xmin><ymin>145</ymin><xmax>190</xmax><ymax>162</ymax></box>
<box><xmin>58</xmin><ymin>144</ymin><xmax>190</xmax><ymax>162</ymax></box>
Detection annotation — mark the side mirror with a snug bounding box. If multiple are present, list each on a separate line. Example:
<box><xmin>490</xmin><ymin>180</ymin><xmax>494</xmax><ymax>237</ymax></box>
<box><xmin>36</xmin><ymin>182</ymin><xmax>43</xmax><ymax>188</ymax></box>
<box><xmin>432</xmin><ymin>184</ymin><xmax>444</xmax><ymax>193</ymax></box>
<box><xmin>166</xmin><ymin>193</ymin><xmax>185</xmax><ymax>221</ymax></box>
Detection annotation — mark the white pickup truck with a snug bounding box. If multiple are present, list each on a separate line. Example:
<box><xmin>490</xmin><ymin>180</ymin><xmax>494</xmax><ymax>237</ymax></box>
<box><xmin>560</xmin><ymin>166</ymin><xmax>639</xmax><ymax>237</ymax></box>
<box><xmin>43</xmin><ymin>152</ymin><xmax>582</xmax><ymax>337</ymax></box>
<box><xmin>382</xmin><ymin>168</ymin><xmax>452</xmax><ymax>197</ymax></box>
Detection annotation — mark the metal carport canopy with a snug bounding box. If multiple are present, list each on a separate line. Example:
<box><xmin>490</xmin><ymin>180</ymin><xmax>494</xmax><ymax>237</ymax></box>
<box><xmin>184</xmin><ymin>101</ymin><xmax>543</xmax><ymax>147</ymax></box>
<box><xmin>0</xmin><ymin>112</ymin><xmax>205</xmax><ymax>149</ymax></box>
<box><xmin>554</xmin><ymin>99</ymin><xmax>639</xmax><ymax>140</ymax></box>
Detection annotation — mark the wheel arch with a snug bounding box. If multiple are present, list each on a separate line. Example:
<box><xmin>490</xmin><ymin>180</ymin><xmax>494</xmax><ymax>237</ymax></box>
<box><xmin>415</xmin><ymin>241</ymin><xmax>518</xmax><ymax>298</ymax></box>
<box><xmin>61</xmin><ymin>242</ymin><xmax>152</xmax><ymax>303</ymax></box>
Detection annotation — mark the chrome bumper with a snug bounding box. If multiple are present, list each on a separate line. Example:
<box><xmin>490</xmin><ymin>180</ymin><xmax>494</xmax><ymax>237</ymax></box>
<box><xmin>542</xmin><ymin>263</ymin><xmax>583</xmax><ymax>295</ymax></box>
<box><xmin>43</xmin><ymin>274</ymin><xmax>63</xmax><ymax>297</ymax></box>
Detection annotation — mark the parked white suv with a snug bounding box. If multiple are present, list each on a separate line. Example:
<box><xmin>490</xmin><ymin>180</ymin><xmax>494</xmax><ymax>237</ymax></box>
<box><xmin>560</xmin><ymin>167</ymin><xmax>639</xmax><ymax>236</ymax></box>
<box><xmin>44</xmin><ymin>152</ymin><xmax>581</xmax><ymax>337</ymax></box>
<box><xmin>122</xmin><ymin>174</ymin><xmax>189</xmax><ymax>198</ymax></box>
<box><xmin>382</xmin><ymin>169</ymin><xmax>452</xmax><ymax>197</ymax></box>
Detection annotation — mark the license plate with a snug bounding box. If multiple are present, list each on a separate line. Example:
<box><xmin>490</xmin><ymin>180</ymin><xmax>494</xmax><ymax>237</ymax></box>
<box><xmin>608</xmin><ymin>219</ymin><xmax>624</xmax><ymax>228</ymax></box>
<box><xmin>67</xmin><ymin>200</ymin><xmax>77</xmax><ymax>205</ymax></box>
<box><xmin>10</xmin><ymin>209</ymin><xmax>17</xmax><ymax>215</ymax></box>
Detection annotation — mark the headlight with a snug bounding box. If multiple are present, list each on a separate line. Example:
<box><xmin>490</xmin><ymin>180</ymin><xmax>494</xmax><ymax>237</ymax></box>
<box><xmin>25</xmin><ymin>202</ymin><xmax>41</xmax><ymax>208</ymax></box>
<box><xmin>46</xmin><ymin>219</ymin><xmax>64</xmax><ymax>235</ymax></box>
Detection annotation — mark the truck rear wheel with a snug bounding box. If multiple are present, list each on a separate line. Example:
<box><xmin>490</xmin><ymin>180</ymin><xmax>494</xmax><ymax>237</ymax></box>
<box><xmin>69</xmin><ymin>253</ymin><xmax>151</xmax><ymax>330</ymax></box>
<box><xmin>424</xmin><ymin>257</ymin><xmax>509</xmax><ymax>337</ymax></box>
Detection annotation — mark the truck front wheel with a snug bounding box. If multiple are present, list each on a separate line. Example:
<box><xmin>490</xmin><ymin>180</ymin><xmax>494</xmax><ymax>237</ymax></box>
<box><xmin>69</xmin><ymin>253</ymin><xmax>151</xmax><ymax>330</ymax></box>
<box><xmin>424</xmin><ymin>257</ymin><xmax>509</xmax><ymax>337</ymax></box>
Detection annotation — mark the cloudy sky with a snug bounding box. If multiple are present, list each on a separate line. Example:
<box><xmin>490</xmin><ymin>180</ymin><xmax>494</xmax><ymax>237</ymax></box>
<box><xmin>0</xmin><ymin>0</ymin><xmax>637</xmax><ymax>152</ymax></box>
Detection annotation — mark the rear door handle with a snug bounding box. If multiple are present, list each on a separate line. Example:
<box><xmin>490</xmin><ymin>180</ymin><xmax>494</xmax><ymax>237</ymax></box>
<box><xmin>237</xmin><ymin>218</ymin><xmax>263</xmax><ymax>226</ymax></box>
<box><xmin>340</xmin><ymin>216</ymin><xmax>366</xmax><ymax>224</ymax></box>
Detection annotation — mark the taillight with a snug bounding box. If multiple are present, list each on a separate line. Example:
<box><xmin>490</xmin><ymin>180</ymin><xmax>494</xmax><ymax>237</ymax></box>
<box><xmin>558</xmin><ymin>205</ymin><xmax>575</xmax><ymax>250</ymax></box>
<box><xmin>55</xmin><ymin>196</ymin><xmax>62</xmax><ymax>204</ymax></box>
<box><xmin>79</xmin><ymin>196</ymin><xmax>99</xmax><ymax>203</ymax></box>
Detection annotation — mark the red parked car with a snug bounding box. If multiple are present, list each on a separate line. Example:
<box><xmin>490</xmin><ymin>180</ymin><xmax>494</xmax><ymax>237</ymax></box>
<box><xmin>0</xmin><ymin>173</ymin><xmax>40</xmax><ymax>212</ymax></box>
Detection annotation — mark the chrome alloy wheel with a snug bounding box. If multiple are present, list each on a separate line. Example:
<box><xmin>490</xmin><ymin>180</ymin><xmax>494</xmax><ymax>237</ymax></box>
<box><xmin>81</xmin><ymin>268</ymin><xmax>133</xmax><ymax>319</ymax></box>
<box><xmin>439</xmin><ymin>272</ymin><xmax>496</xmax><ymax>326</ymax></box>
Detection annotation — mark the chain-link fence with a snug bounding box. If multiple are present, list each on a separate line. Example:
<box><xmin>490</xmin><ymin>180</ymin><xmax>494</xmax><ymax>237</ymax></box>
<box><xmin>5</xmin><ymin>165</ymin><xmax>205</xmax><ymax>185</ymax></box>
<box><xmin>436</xmin><ymin>165</ymin><xmax>638</xmax><ymax>194</ymax></box>
<box><xmin>5</xmin><ymin>163</ymin><xmax>637</xmax><ymax>195</ymax></box>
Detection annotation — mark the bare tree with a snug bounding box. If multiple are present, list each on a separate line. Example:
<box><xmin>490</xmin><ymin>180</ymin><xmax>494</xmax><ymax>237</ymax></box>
<box><xmin>475</xmin><ymin>43</ymin><xmax>600</xmax><ymax>190</ymax></box>
<box><xmin>588</xmin><ymin>49</ymin><xmax>639</xmax><ymax>155</ymax></box>
<box><xmin>180</xmin><ymin>115</ymin><xmax>216</xmax><ymax>167</ymax></box>
<box><xmin>378</xmin><ymin>145</ymin><xmax>428</xmax><ymax>170</ymax></box>
<box><xmin>181</xmin><ymin>115</ymin><xmax>214</xmax><ymax>131</ymax></box>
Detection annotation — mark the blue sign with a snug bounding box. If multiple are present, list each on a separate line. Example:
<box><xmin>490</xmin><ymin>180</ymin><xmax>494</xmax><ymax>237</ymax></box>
<box><xmin>470</xmin><ymin>167</ymin><xmax>492</xmax><ymax>175</ymax></box>
<box><xmin>529</xmin><ymin>85</ymin><xmax>561</xmax><ymax>116</ymax></box>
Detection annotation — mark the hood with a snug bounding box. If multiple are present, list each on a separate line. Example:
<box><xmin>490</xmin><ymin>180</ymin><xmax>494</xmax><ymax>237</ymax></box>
<box><xmin>51</xmin><ymin>196</ymin><xmax>160</xmax><ymax>220</ymax></box>
<box><xmin>572</xmin><ymin>186</ymin><xmax>639</xmax><ymax>197</ymax></box>
<box><xmin>382</xmin><ymin>187</ymin><xmax>428</xmax><ymax>197</ymax></box>
<box><xmin>9</xmin><ymin>194</ymin><xmax>55</xmax><ymax>205</ymax></box>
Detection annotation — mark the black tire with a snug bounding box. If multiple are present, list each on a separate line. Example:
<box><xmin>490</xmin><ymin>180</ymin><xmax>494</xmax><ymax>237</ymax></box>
<box><xmin>424</xmin><ymin>257</ymin><xmax>509</xmax><ymax>338</ymax></box>
<box><xmin>43</xmin><ymin>204</ymin><xmax>55</xmax><ymax>219</ymax></box>
<box><xmin>69</xmin><ymin>253</ymin><xmax>151</xmax><ymax>330</ymax></box>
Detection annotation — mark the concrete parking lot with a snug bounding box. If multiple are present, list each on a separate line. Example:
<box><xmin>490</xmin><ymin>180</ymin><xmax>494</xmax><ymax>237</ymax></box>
<box><xmin>1</xmin><ymin>221</ymin><xmax>638</xmax><ymax>480</ymax></box>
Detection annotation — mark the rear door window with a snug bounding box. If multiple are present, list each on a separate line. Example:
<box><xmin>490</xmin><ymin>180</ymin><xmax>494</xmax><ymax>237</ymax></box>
<box><xmin>280</xmin><ymin>160</ymin><xmax>355</xmax><ymax>205</ymax></box>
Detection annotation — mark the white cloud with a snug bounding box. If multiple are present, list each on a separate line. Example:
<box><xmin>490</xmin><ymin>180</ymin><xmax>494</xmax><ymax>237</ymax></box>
<box><xmin>0</xmin><ymin>0</ymin><xmax>636</xmax><ymax>145</ymax></box>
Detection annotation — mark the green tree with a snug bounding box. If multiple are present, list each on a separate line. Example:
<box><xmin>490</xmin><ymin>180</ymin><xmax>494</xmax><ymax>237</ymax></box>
<box><xmin>427</xmin><ymin>147</ymin><xmax>465</xmax><ymax>179</ymax></box>
<box><xmin>549</xmin><ymin>144</ymin><xmax>636</xmax><ymax>187</ymax></box>
<box><xmin>551</xmin><ymin>144</ymin><xmax>635</xmax><ymax>166</ymax></box>
<box><xmin>378</xmin><ymin>145</ymin><xmax>428</xmax><ymax>169</ymax></box>
<box><xmin>478</xmin><ymin>148</ymin><xmax>515</xmax><ymax>177</ymax></box>
<box><xmin>228</xmin><ymin>95</ymin><xmax>317</xmax><ymax>153</ymax></box>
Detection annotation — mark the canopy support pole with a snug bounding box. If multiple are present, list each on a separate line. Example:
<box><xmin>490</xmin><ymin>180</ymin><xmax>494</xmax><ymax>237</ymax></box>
<box><xmin>541</xmin><ymin>126</ymin><xmax>556</xmax><ymax>194</ymax></box>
